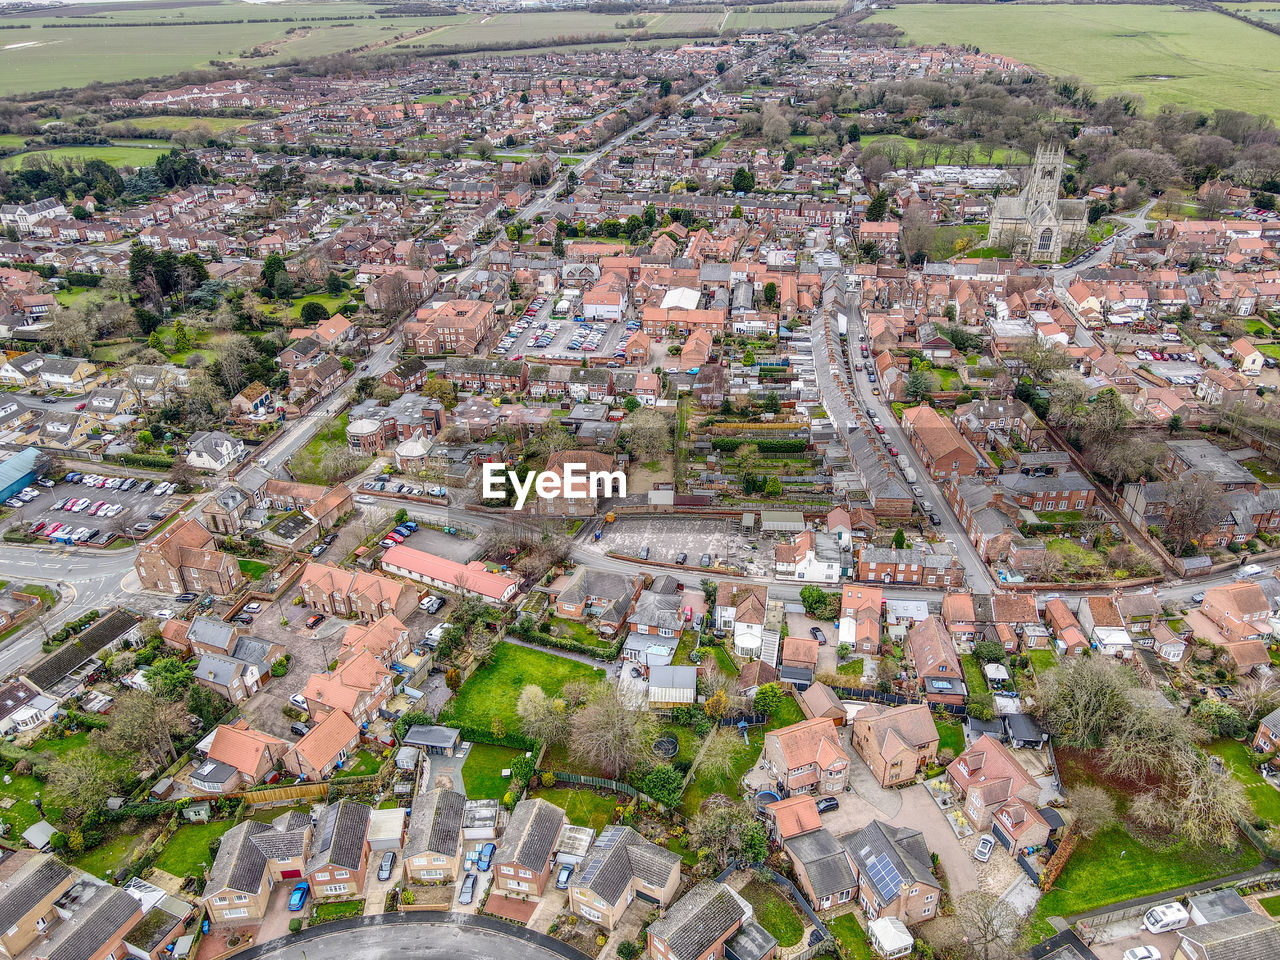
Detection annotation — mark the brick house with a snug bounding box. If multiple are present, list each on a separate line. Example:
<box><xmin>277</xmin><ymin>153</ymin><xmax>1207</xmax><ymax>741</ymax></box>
<box><xmin>492</xmin><ymin>798</ymin><xmax>565</xmax><ymax>898</ymax></box>
<box><xmin>567</xmin><ymin>825</ymin><xmax>682</xmax><ymax>930</ymax></box>
<box><xmin>947</xmin><ymin>734</ymin><xmax>1040</xmax><ymax>830</ymax></box>
<box><xmin>762</xmin><ymin>717</ymin><xmax>851</xmax><ymax>797</ymax></box>
<box><xmin>306</xmin><ymin>800</ymin><xmax>372</xmax><ymax>899</ymax></box>
<box><xmin>842</xmin><ymin>821</ymin><xmax>941</xmax><ymax>926</ymax></box>
<box><xmin>901</xmin><ymin>405</ymin><xmax>980</xmax><ymax>480</ymax></box>
<box><xmin>849</xmin><ymin>703</ymin><xmax>940</xmax><ymax>788</ymax></box>
<box><xmin>134</xmin><ymin>518</ymin><xmax>245</xmax><ymax>597</ymax></box>
<box><xmin>297</xmin><ymin>562</ymin><xmax>417</xmax><ymax>621</ymax></box>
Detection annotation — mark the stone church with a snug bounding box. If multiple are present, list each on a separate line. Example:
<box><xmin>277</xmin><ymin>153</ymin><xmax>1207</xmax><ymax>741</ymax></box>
<box><xmin>990</xmin><ymin>144</ymin><xmax>1086</xmax><ymax>261</ymax></box>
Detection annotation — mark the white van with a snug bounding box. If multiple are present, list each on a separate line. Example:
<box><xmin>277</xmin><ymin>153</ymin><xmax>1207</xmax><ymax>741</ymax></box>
<box><xmin>1236</xmin><ymin>563</ymin><xmax>1267</xmax><ymax>580</ymax></box>
<box><xmin>1142</xmin><ymin>902</ymin><xmax>1189</xmax><ymax>934</ymax></box>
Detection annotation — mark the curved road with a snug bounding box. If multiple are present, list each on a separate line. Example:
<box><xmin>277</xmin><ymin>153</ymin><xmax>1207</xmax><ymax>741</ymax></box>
<box><xmin>236</xmin><ymin>911</ymin><xmax>587</xmax><ymax>960</ymax></box>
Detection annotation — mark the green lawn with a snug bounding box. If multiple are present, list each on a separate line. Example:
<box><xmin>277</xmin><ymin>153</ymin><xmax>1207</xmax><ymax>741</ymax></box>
<box><xmin>961</xmin><ymin>653</ymin><xmax>989</xmax><ymax>694</ymax></box>
<box><xmin>837</xmin><ymin>658</ymin><xmax>864</xmax><ymax>678</ymax></box>
<box><xmin>238</xmin><ymin>558</ymin><xmax>272</xmax><ymax>579</ymax></box>
<box><xmin>153</xmin><ymin>820</ymin><xmax>235</xmax><ymax>879</ymax></box>
<box><xmin>1261</xmin><ymin>893</ymin><xmax>1280</xmax><ymax>916</ymax></box>
<box><xmin>1033</xmin><ymin>824</ymin><xmax>1262</xmax><ymax>925</ymax></box>
<box><xmin>1028</xmin><ymin>649</ymin><xmax>1058</xmax><ymax>675</ymax></box>
<box><xmin>739</xmin><ymin>881</ymin><xmax>804</xmax><ymax>947</ymax></box>
<box><xmin>264</xmin><ymin>293</ymin><xmax>354</xmax><ymax>323</ymax></box>
<box><xmin>333</xmin><ymin>749</ymin><xmax>380</xmax><ymax>779</ymax></box>
<box><xmin>680</xmin><ymin>695</ymin><xmax>804</xmax><ymax>818</ymax></box>
<box><xmin>440</xmin><ymin>642</ymin><xmax>603</xmax><ymax>732</ymax></box>
<box><xmin>828</xmin><ymin>912</ymin><xmax>874</xmax><ymax>960</ymax></box>
<box><xmin>935</xmin><ymin>718</ymin><xmax>965</xmax><ymax>756</ymax></box>
<box><xmin>657</xmin><ymin>724</ymin><xmax>702</xmax><ymax>768</ymax></box>
<box><xmin>461</xmin><ymin>742</ymin><xmax>526</xmax><ymax>800</ymax></box>
<box><xmin>0</xmin><ymin>772</ymin><xmax>62</xmax><ymax>838</ymax></box>
<box><xmin>858</xmin><ymin>132</ymin><xmax>1028</xmax><ymax>166</ymax></box>
<box><xmin>548</xmin><ymin>617</ymin><xmax>612</xmax><ymax>651</ymax></box>
<box><xmin>531</xmin><ymin>786</ymin><xmax>616</xmax><ymax>832</ymax></box>
<box><xmin>867</xmin><ymin>3</ymin><xmax>1280</xmax><ymax>118</ymax></box>
<box><xmin>1206</xmin><ymin>739</ymin><xmax>1280</xmax><ymax>822</ymax></box>
<box><xmin>1</xmin><ymin>144</ymin><xmax>170</xmax><ymax>170</ymax></box>
<box><xmin>22</xmin><ymin>584</ymin><xmax>57</xmax><ymax>609</ymax></box>
<box><xmin>1244</xmin><ymin>459</ymin><xmax>1280</xmax><ymax>485</ymax></box>
<box><xmin>291</xmin><ymin>412</ymin><xmax>355</xmax><ymax>484</ymax></box>
<box><xmin>312</xmin><ymin>899</ymin><xmax>364</xmax><ymax>922</ymax></box>
<box><xmin>72</xmin><ymin>831</ymin><xmax>149</xmax><ymax>880</ymax></box>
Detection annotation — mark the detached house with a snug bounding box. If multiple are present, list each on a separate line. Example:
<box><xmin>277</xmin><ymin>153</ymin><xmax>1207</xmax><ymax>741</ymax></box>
<box><xmin>203</xmin><ymin>811</ymin><xmax>313</xmax><ymax>923</ymax></box>
<box><xmin>306</xmin><ymin>799</ymin><xmax>372</xmax><ymax>899</ymax></box>
<box><xmin>849</xmin><ymin>703</ymin><xmax>940</xmax><ymax>788</ymax></box>
<box><xmin>904</xmin><ymin>616</ymin><xmax>966</xmax><ymax>705</ymax></box>
<box><xmin>134</xmin><ymin>518</ymin><xmax>245</xmax><ymax>597</ymax></box>
<box><xmin>647</xmin><ymin>881</ymin><xmax>776</xmax><ymax>960</ymax></box>
<box><xmin>762</xmin><ymin>717</ymin><xmax>850</xmax><ymax>797</ymax></box>
<box><xmin>842</xmin><ymin>821</ymin><xmax>941</xmax><ymax>926</ymax></box>
<box><xmin>567</xmin><ymin>825</ymin><xmax>682</xmax><ymax>930</ymax></box>
<box><xmin>403</xmin><ymin>788</ymin><xmax>465</xmax><ymax>883</ymax></box>
<box><xmin>947</xmin><ymin>734</ymin><xmax>1040</xmax><ymax>831</ymax></box>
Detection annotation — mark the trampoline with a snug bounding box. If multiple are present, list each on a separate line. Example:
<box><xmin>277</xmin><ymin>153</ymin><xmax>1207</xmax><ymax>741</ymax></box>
<box><xmin>652</xmin><ymin>737</ymin><xmax>678</xmax><ymax>759</ymax></box>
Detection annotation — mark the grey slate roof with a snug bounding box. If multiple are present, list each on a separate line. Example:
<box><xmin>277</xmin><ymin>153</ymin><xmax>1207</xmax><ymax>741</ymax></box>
<box><xmin>206</xmin><ymin>822</ymin><xmax>270</xmax><ymax>895</ymax></box>
<box><xmin>46</xmin><ymin>885</ymin><xmax>139</xmax><ymax>960</ymax></box>
<box><xmin>842</xmin><ymin>820</ymin><xmax>935</xmax><ymax>903</ymax></box>
<box><xmin>1177</xmin><ymin>911</ymin><xmax>1280</xmax><ymax>960</ymax></box>
<box><xmin>406</xmin><ymin>788</ymin><xmax>465</xmax><ymax>858</ymax></box>
<box><xmin>307</xmin><ymin>799</ymin><xmax>371</xmax><ymax>873</ymax></box>
<box><xmin>195</xmin><ymin>654</ymin><xmax>244</xmax><ymax>689</ymax></box>
<box><xmin>574</xmin><ymin>825</ymin><xmax>680</xmax><ymax>906</ymax></box>
<box><xmin>0</xmin><ymin>855</ymin><xmax>70</xmax><ymax>933</ymax></box>
<box><xmin>493</xmin><ymin>798</ymin><xmax>564</xmax><ymax>872</ymax></box>
<box><xmin>647</xmin><ymin>881</ymin><xmax>745</xmax><ymax>960</ymax></box>
<box><xmin>785</xmin><ymin>828</ymin><xmax>855</xmax><ymax>897</ymax></box>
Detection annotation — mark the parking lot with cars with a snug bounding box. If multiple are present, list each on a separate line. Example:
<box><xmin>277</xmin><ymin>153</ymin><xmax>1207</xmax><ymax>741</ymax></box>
<box><xmin>494</xmin><ymin>304</ymin><xmax>635</xmax><ymax>366</ymax></box>
<box><xmin>13</xmin><ymin>471</ymin><xmax>187</xmax><ymax>546</ymax></box>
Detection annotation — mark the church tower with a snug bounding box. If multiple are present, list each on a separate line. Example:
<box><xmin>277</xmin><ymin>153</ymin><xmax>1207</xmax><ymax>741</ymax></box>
<box><xmin>1025</xmin><ymin>144</ymin><xmax>1066</xmax><ymax>205</ymax></box>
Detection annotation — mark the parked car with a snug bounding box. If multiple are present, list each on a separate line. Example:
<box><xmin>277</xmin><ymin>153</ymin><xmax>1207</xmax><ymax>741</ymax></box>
<box><xmin>423</xmin><ymin>596</ymin><xmax>445</xmax><ymax>615</ymax></box>
<box><xmin>973</xmin><ymin>835</ymin><xmax>995</xmax><ymax>863</ymax></box>
<box><xmin>176</xmin><ymin>593</ymin><xmax>197</xmax><ymax>604</ymax></box>
<box><xmin>309</xmin><ymin>544</ymin><xmax>328</xmax><ymax>558</ymax></box>
<box><xmin>290</xmin><ymin>722</ymin><xmax>311</xmax><ymax>737</ymax></box>
<box><xmin>1191</xmin><ymin>592</ymin><xmax>1206</xmax><ymax>604</ymax></box>
<box><xmin>639</xmin><ymin>547</ymin><xmax>649</xmax><ymax>560</ymax></box>
<box><xmin>231</xmin><ymin>613</ymin><xmax>253</xmax><ymax>625</ymax></box>
<box><xmin>556</xmin><ymin>864</ymin><xmax>574</xmax><ymax>890</ymax></box>
<box><xmin>816</xmin><ymin>796</ymin><xmax>839</xmax><ymax>814</ymax></box>
<box><xmin>243</xmin><ymin>602</ymin><xmax>262</xmax><ymax>613</ymax></box>
<box><xmin>929</xmin><ymin>513</ymin><xmax>943</xmax><ymax>526</ymax></box>
<box><xmin>477</xmin><ymin>842</ymin><xmax>496</xmax><ymax>872</ymax></box>
<box><xmin>700</xmin><ymin>553</ymin><xmax>711</xmax><ymax>567</ymax></box>
<box><xmin>810</xmin><ymin>627</ymin><xmax>828</xmax><ymax>645</ymax></box>
<box><xmin>675</xmin><ymin>552</ymin><xmax>687</xmax><ymax>564</ymax></box>
<box><xmin>459</xmin><ymin>873</ymin><xmax>477</xmax><ymax>905</ymax></box>
<box><xmin>306</xmin><ymin>613</ymin><xmax>326</xmax><ymax>629</ymax></box>
<box><xmin>1121</xmin><ymin>949</ymin><xmax>1161</xmax><ymax>960</ymax></box>
<box><xmin>288</xmin><ymin>882</ymin><xmax>310</xmax><ymax>911</ymax></box>
<box><xmin>378</xmin><ymin>851</ymin><xmax>397</xmax><ymax>881</ymax></box>
<box><xmin>289</xmin><ymin>694</ymin><xmax>309</xmax><ymax>710</ymax></box>
<box><xmin>155</xmin><ymin>609</ymin><xmax>174</xmax><ymax>621</ymax></box>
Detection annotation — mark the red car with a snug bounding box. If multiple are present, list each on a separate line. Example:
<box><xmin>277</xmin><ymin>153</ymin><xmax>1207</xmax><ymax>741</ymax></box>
<box><xmin>875</xmin><ymin>424</ymin><xmax>886</xmax><ymax>435</ymax></box>
<box><xmin>74</xmin><ymin>402</ymin><xmax>86</xmax><ymax>411</ymax></box>
<box><xmin>888</xmin><ymin>446</ymin><xmax>898</xmax><ymax>456</ymax></box>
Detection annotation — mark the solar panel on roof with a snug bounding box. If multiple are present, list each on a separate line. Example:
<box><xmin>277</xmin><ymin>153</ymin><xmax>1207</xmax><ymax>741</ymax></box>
<box><xmin>864</xmin><ymin>853</ymin><xmax>904</xmax><ymax>901</ymax></box>
<box><xmin>576</xmin><ymin>825</ymin><xmax>625</xmax><ymax>888</ymax></box>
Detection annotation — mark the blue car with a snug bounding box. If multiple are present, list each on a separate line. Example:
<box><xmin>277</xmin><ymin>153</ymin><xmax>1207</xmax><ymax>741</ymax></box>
<box><xmin>477</xmin><ymin>842</ymin><xmax>496</xmax><ymax>872</ymax></box>
<box><xmin>288</xmin><ymin>882</ymin><xmax>310</xmax><ymax>911</ymax></box>
<box><xmin>402</xmin><ymin>521</ymin><xmax>418</xmax><ymax>532</ymax></box>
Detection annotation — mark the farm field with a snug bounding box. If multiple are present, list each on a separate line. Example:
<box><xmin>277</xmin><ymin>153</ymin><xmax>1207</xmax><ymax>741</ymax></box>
<box><xmin>866</xmin><ymin>3</ymin><xmax>1280</xmax><ymax>117</ymax></box>
<box><xmin>1</xmin><ymin>144</ymin><xmax>169</xmax><ymax>170</ymax></box>
<box><xmin>111</xmin><ymin>116</ymin><xmax>252</xmax><ymax>133</ymax></box>
<box><xmin>724</xmin><ymin>10</ymin><xmax>834</xmax><ymax>30</ymax></box>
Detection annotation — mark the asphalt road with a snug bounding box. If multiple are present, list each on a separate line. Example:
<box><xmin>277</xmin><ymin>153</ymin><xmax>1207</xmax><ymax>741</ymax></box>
<box><xmin>811</xmin><ymin>298</ymin><xmax>995</xmax><ymax>594</ymax></box>
<box><xmin>243</xmin><ymin>914</ymin><xmax>580</xmax><ymax>960</ymax></box>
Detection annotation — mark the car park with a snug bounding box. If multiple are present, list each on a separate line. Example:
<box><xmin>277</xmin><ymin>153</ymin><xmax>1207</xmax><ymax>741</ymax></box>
<box><xmin>243</xmin><ymin>602</ymin><xmax>262</xmax><ymax>613</ymax></box>
<box><xmin>675</xmin><ymin>552</ymin><xmax>687</xmax><ymax>564</ymax></box>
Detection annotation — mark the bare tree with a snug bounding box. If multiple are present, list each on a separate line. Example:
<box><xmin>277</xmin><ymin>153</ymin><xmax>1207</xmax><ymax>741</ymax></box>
<box><xmin>1102</xmin><ymin>688</ymin><xmax>1199</xmax><ymax>780</ymax></box>
<box><xmin>517</xmin><ymin>684</ymin><xmax>571</xmax><ymax>746</ymax></box>
<box><xmin>1163</xmin><ymin>475</ymin><xmax>1229</xmax><ymax>555</ymax></box>
<box><xmin>1036</xmin><ymin>656</ymin><xmax>1131</xmax><ymax>748</ymax></box>
<box><xmin>1068</xmin><ymin>784</ymin><xmax>1118</xmax><ymax>839</ymax></box>
<box><xmin>569</xmin><ymin>682</ymin><xmax>654</xmax><ymax>778</ymax></box>
<box><xmin>953</xmin><ymin>892</ymin><xmax>1024</xmax><ymax>960</ymax></box>
<box><xmin>46</xmin><ymin>746</ymin><xmax>124</xmax><ymax>823</ymax></box>
<box><xmin>93</xmin><ymin>691</ymin><xmax>186</xmax><ymax>764</ymax></box>
<box><xmin>1129</xmin><ymin>750</ymin><xmax>1250</xmax><ymax>848</ymax></box>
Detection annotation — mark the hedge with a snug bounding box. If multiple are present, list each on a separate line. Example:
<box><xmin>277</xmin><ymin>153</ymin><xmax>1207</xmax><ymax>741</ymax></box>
<box><xmin>711</xmin><ymin>437</ymin><xmax>808</xmax><ymax>453</ymax></box>
<box><xmin>116</xmin><ymin>452</ymin><xmax>176</xmax><ymax>470</ymax></box>
<box><xmin>512</xmin><ymin>621</ymin><xmax>623</xmax><ymax>660</ymax></box>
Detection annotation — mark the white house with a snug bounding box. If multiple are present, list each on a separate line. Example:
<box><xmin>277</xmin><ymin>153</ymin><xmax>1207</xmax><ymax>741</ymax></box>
<box><xmin>186</xmin><ymin>431</ymin><xmax>246</xmax><ymax>472</ymax></box>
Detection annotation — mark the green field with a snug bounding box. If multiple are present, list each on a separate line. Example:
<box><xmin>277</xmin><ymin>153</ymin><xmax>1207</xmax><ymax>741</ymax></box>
<box><xmin>1206</xmin><ymin>739</ymin><xmax>1280</xmax><ymax>822</ymax></box>
<box><xmin>153</xmin><ymin>820</ymin><xmax>235</xmax><ymax>879</ymax></box>
<box><xmin>2</xmin><ymin>144</ymin><xmax>170</xmax><ymax>170</ymax></box>
<box><xmin>724</xmin><ymin>9</ymin><xmax>834</xmax><ymax>30</ymax></box>
<box><xmin>867</xmin><ymin>3</ymin><xmax>1280</xmax><ymax>117</ymax></box>
<box><xmin>110</xmin><ymin>116</ymin><xmax>251</xmax><ymax>134</ymax></box>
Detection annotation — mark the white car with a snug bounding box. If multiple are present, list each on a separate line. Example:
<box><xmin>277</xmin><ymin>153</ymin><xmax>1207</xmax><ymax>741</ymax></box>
<box><xmin>155</xmin><ymin>608</ymin><xmax>174</xmax><ymax>620</ymax></box>
<box><xmin>289</xmin><ymin>694</ymin><xmax>309</xmax><ymax>710</ymax></box>
<box><xmin>1122</xmin><ymin>948</ymin><xmax>1161</xmax><ymax>960</ymax></box>
<box><xmin>355</xmin><ymin>495</ymin><xmax>374</xmax><ymax>504</ymax></box>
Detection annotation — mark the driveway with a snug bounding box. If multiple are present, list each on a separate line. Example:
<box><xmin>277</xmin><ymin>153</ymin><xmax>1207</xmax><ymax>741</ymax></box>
<box><xmin>257</xmin><ymin>884</ymin><xmax>298</xmax><ymax>945</ymax></box>
<box><xmin>363</xmin><ymin>857</ymin><xmax>401</xmax><ymax>915</ymax></box>
<box><xmin>821</xmin><ymin>771</ymin><xmax>979</xmax><ymax>901</ymax></box>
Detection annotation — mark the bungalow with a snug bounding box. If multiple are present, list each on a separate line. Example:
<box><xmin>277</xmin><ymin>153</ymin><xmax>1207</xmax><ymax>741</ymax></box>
<box><xmin>380</xmin><ymin>545</ymin><xmax>519</xmax><ymax>604</ymax></box>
